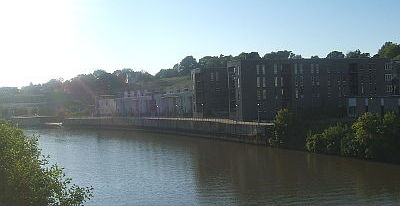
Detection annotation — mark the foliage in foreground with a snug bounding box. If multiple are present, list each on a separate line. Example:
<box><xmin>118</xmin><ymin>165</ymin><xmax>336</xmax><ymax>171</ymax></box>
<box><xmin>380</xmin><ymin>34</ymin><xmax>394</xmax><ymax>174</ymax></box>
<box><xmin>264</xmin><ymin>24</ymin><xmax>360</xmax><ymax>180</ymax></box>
<box><xmin>0</xmin><ymin>122</ymin><xmax>93</xmax><ymax>206</ymax></box>
<box><xmin>306</xmin><ymin>112</ymin><xmax>400</xmax><ymax>163</ymax></box>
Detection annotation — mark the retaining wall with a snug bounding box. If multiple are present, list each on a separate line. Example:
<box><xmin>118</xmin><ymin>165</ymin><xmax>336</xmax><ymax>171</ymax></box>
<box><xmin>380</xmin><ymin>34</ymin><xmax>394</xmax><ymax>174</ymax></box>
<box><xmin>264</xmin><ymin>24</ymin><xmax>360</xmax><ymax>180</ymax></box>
<box><xmin>63</xmin><ymin>117</ymin><xmax>273</xmax><ymax>145</ymax></box>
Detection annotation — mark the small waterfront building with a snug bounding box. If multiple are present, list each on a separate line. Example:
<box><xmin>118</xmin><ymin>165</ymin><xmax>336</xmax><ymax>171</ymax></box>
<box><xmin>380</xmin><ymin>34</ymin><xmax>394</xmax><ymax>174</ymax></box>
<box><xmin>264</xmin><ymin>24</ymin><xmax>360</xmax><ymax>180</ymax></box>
<box><xmin>159</xmin><ymin>91</ymin><xmax>193</xmax><ymax>117</ymax></box>
<box><xmin>95</xmin><ymin>95</ymin><xmax>117</xmax><ymax>116</ymax></box>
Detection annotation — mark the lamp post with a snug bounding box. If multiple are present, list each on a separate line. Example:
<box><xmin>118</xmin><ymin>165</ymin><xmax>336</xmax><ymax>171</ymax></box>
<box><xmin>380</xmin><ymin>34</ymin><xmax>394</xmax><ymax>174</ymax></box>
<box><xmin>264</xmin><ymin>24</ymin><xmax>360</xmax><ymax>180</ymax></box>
<box><xmin>201</xmin><ymin>103</ymin><xmax>204</xmax><ymax>119</ymax></box>
<box><xmin>257</xmin><ymin>103</ymin><xmax>260</xmax><ymax>123</ymax></box>
<box><xmin>156</xmin><ymin>105</ymin><xmax>159</xmax><ymax>118</ymax></box>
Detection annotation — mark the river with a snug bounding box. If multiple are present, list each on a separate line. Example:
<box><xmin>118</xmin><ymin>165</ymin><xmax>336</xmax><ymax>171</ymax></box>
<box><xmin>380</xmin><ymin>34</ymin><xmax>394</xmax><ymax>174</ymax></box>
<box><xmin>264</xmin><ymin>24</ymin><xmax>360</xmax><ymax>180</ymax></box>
<box><xmin>24</xmin><ymin>128</ymin><xmax>400</xmax><ymax>206</ymax></box>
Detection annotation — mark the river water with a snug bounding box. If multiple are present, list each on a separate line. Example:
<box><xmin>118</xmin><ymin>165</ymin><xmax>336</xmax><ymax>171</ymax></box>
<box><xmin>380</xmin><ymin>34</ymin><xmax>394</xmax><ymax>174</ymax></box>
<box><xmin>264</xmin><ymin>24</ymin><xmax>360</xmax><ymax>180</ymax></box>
<box><xmin>24</xmin><ymin>128</ymin><xmax>400</xmax><ymax>206</ymax></box>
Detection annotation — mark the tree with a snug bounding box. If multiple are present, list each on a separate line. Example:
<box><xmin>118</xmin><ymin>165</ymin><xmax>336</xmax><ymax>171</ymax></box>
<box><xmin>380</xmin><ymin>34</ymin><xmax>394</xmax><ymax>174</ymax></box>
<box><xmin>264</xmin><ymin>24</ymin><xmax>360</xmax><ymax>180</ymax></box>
<box><xmin>270</xmin><ymin>108</ymin><xmax>295</xmax><ymax>146</ymax></box>
<box><xmin>177</xmin><ymin>56</ymin><xmax>198</xmax><ymax>75</ymax></box>
<box><xmin>378</xmin><ymin>42</ymin><xmax>400</xmax><ymax>60</ymax></box>
<box><xmin>305</xmin><ymin>124</ymin><xmax>351</xmax><ymax>154</ymax></box>
<box><xmin>352</xmin><ymin>112</ymin><xmax>383</xmax><ymax>159</ymax></box>
<box><xmin>232</xmin><ymin>52</ymin><xmax>261</xmax><ymax>61</ymax></box>
<box><xmin>345</xmin><ymin>49</ymin><xmax>370</xmax><ymax>58</ymax></box>
<box><xmin>263</xmin><ymin>50</ymin><xmax>295</xmax><ymax>59</ymax></box>
<box><xmin>199</xmin><ymin>56</ymin><xmax>222</xmax><ymax>68</ymax></box>
<box><xmin>310</xmin><ymin>55</ymin><xmax>320</xmax><ymax>59</ymax></box>
<box><xmin>0</xmin><ymin>122</ymin><xmax>92</xmax><ymax>205</ymax></box>
<box><xmin>326</xmin><ymin>51</ymin><xmax>345</xmax><ymax>59</ymax></box>
<box><xmin>155</xmin><ymin>68</ymin><xmax>179</xmax><ymax>78</ymax></box>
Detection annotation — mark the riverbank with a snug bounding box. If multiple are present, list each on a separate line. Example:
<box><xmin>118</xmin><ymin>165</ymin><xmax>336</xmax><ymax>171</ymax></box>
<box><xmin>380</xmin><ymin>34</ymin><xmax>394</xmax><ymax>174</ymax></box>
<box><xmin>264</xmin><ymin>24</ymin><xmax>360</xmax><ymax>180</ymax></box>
<box><xmin>11</xmin><ymin>116</ymin><xmax>274</xmax><ymax>145</ymax></box>
<box><xmin>63</xmin><ymin>117</ymin><xmax>273</xmax><ymax>145</ymax></box>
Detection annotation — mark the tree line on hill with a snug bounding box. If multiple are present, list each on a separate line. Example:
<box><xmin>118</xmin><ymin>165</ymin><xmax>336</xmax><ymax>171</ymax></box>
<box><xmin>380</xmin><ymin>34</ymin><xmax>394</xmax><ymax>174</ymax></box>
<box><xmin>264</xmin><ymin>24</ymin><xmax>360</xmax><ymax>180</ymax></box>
<box><xmin>156</xmin><ymin>41</ymin><xmax>400</xmax><ymax>78</ymax></box>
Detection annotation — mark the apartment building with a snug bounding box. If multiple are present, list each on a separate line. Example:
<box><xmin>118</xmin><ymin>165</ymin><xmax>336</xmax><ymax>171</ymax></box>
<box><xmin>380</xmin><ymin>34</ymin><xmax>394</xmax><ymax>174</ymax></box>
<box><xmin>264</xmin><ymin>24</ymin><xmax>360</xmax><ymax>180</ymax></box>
<box><xmin>226</xmin><ymin>58</ymin><xmax>388</xmax><ymax>121</ymax></box>
<box><xmin>192</xmin><ymin>67</ymin><xmax>229</xmax><ymax>118</ymax></box>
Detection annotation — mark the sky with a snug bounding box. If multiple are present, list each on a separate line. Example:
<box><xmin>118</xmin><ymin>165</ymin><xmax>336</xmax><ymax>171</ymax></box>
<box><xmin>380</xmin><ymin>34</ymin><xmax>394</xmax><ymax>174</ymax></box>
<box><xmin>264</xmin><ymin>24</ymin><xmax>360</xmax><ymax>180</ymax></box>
<box><xmin>0</xmin><ymin>0</ymin><xmax>399</xmax><ymax>87</ymax></box>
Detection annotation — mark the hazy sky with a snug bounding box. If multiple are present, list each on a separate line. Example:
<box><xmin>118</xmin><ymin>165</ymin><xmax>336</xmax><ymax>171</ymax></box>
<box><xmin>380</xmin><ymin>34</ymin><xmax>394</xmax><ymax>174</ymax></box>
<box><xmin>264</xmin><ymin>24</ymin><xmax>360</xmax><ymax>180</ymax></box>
<box><xmin>0</xmin><ymin>0</ymin><xmax>399</xmax><ymax>87</ymax></box>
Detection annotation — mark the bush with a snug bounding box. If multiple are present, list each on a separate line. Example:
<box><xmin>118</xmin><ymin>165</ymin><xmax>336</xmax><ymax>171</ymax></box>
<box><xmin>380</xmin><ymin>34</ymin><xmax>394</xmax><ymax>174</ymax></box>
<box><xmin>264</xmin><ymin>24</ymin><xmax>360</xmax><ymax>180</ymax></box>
<box><xmin>305</xmin><ymin>133</ymin><xmax>326</xmax><ymax>153</ymax></box>
<box><xmin>0</xmin><ymin>122</ymin><xmax>93</xmax><ymax>206</ymax></box>
<box><xmin>305</xmin><ymin>124</ymin><xmax>350</xmax><ymax>154</ymax></box>
<box><xmin>271</xmin><ymin>108</ymin><xmax>295</xmax><ymax>146</ymax></box>
<box><xmin>306</xmin><ymin>112</ymin><xmax>400</xmax><ymax>163</ymax></box>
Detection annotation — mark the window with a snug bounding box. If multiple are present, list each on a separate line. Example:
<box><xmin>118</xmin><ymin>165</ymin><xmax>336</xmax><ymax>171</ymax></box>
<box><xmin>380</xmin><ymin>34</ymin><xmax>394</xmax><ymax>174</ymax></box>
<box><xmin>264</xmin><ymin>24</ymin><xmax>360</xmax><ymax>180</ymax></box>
<box><xmin>210</xmin><ymin>72</ymin><xmax>214</xmax><ymax>81</ymax></box>
<box><xmin>385</xmin><ymin>74</ymin><xmax>392</xmax><ymax>82</ymax></box>
<box><xmin>215</xmin><ymin>72</ymin><xmax>219</xmax><ymax>81</ymax></box>
<box><xmin>387</xmin><ymin>85</ymin><xmax>393</xmax><ymax>93</ymax></box>
<box><xmin>274</xmin><ymin>64</ymin><xmax>278</xmax><ymax>74</ymax></box>
<box><xmin>316</xmin><ymin>64</ymin><xmax>319</xmax><ymax>74</ymax></box>
<box><xmin>281</xmin><ymin>77</ymin><xmax>284</xmax><ymax>86</ymax></box>
<box><xmin>262</xmin><ymin>77</ymin><xmax>266</xmax><ymax>87</ymax></box>
<box><xmin>385</xmin><ymin>63</ymin><xmax>392</xmax><ymax>71</ymax></box>
<box><xmin>257</xmin><ymin>90</ymin><xmax>261</xmax><ymax>100</ymax></box>
<box><xmin>295</xmin><ymin>89</ymin><xmax>299</xmax><ymax>99</ymax></box>
<box><xmin>263</xmin><ymin>89</ymin><xmax>267</xmax><ymax>100</ymax></box>
<box><xmin>311</xmin><ymin>64</ymin><xmax>314</xmax><ymax>74</ymax></box>
<box><xmin>262</xmin><ymin>65</ymin><xmax>266</xmax><ymax>75</ymax></box>
<box><xmin>256</xmin><ymin>65</ymin><xmax>260</xmax><ymax>75</ymax></box>
<box><xmin>299</xmin><ymin>64</ymin><xmax>303</xmax><ymax>74</ymax></box>
<box><xmin>257</xmin><ymin>77</ymin><xmax>260</xmax><ymax>88</ymax></box>
<box><xmin>294</xmin><ymin>64</ymin><xmax>298</xmax><ymax>74</ymax></box>
<box><xmin>274</xmin><ymin>77</ymin><xmax>278</xmax><ymax>87</ymax></box>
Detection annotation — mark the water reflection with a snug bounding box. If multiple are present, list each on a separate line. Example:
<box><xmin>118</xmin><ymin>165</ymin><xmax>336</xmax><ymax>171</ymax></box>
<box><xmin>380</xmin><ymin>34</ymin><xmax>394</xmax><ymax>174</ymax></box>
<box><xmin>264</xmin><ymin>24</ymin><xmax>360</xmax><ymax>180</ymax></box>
<box><xmin>25</xmin><ymin>128</ymin><xmax>400</xmax><ymax>206</ymax></box>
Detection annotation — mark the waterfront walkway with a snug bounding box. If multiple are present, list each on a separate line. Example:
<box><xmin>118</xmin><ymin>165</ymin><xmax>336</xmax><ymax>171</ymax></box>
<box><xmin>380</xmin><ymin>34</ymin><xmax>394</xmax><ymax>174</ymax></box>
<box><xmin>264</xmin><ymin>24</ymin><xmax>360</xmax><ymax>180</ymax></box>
<box><xmin>69</xmin><ymin>116</ymin><xmax>273</xmax><ymax>126</ymax></box>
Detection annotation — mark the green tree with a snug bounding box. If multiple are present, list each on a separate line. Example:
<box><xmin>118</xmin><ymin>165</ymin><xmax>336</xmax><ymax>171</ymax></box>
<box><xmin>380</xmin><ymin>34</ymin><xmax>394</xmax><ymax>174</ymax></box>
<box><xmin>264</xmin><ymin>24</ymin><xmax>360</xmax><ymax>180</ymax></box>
<box><xmin>0</xmin><ymin>122</ymin><xmax>92</xmax><ymax>206</ymax></box>
<box><xmin>263</xmin><ymin>50</ymin><xmax>295</xmax><ymax>59</ymax></box>
<box><xmin>345</xmin><ymin>49</ymin><xmax>370</xmax><ymax>58</ymax></box>
<box><xmin>305</xmin><ymin>124</ymin><xmax>351</xmax><ymax>154</ymax></box>
<box><xmin>177</xmin><ymin>56</ymin><xmax>198</xmax><ymax>75</ymax></box>
<box><xmin>326</xmin><ymin>51</ymin><xmax>345</xmax><ymax>59</ymax></box>
<box><xmin>155</xmin><ymin>68</ymin><xmax>179</xmax><ymax>78</ymax></box>
<box><xmin>270</xmin><ymin>108</ymin><xmax>294</xmax><ymax>146</ymax></box>
<box><xmin>380</xmin><ymin>112</ymin><xmax>400</xmax><ymax>162</ymax></box>
<box><xmin>378</xmin><ymin>42</ymin><xmax>400</xmax><ymax>60</ymax></box>
<box><xmin>352</xmin><ymin>112</ymin><xmax>383</xmax><ymax>159</ymax></box>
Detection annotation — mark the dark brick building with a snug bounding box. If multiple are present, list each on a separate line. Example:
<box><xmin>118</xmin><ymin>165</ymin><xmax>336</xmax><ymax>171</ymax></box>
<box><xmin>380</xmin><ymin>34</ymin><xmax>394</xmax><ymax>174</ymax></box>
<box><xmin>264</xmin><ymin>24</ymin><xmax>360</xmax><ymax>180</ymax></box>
<box><xmin>347</xmin><ymin>96</ymin><xmax>400</xmax><ymax>117</ymax></box>
<box><xmin>346</xmin><ymin>61</ymin><xmax>400</xmax><ymax>117</ymax></box>
<box><xmin>389</xmin><ymin>61</ymin><xmax>400</xmax><ymax>95</ymax></box>
<box><xmin>227</xmin><ymin>58</ymin><xmax>389</xmax><ymax>121</ymax></box>
<box><xmin>192</xmin><ymin>67</ymin><xmax>229</xmax><ymax>117</ymax></box>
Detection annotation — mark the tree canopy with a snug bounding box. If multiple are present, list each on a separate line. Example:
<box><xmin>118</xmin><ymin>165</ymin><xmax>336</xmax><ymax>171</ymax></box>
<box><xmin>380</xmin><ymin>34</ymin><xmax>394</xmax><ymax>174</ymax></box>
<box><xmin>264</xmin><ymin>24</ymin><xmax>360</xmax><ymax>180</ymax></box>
<box><xmin>378</xmin><ymin>42</ymin><xmax>400</xmax><ymax>60</ymax></box>
<box><xmin>326</xmin><ymin>51</ymin><xmax>345</xmax><ymax>59</ymax></box>
<box><xmin>345</xmin><ymin>49</ymin><xmax>370</xmax><ymax>58</ymax></box>
<box><xmin>263</xmin><ymin>50</ymin><xmax>296</xmax><ymax>59</ymax></box>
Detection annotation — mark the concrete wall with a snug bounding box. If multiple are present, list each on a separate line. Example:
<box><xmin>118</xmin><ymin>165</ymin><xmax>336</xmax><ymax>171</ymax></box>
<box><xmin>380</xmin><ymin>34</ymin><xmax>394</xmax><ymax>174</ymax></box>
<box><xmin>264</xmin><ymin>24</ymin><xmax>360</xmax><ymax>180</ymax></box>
<box><xmin>11</xmin><ymin>116</ymin><xmax>61</xmax><ymax>126</ymax></box>
<box><xmin>63</xmin><ymin>117</ymin><xmax>272</xmax><ymax>145</ymax></box>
